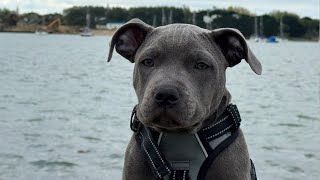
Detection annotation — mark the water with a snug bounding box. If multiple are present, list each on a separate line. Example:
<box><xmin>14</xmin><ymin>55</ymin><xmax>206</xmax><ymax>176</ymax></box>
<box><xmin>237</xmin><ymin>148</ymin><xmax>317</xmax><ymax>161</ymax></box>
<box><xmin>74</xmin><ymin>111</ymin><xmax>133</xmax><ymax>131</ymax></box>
<box><xmin>0</xmin><ymin>33</ymin><xmax>319</xmax><ymax>180</ymax></box>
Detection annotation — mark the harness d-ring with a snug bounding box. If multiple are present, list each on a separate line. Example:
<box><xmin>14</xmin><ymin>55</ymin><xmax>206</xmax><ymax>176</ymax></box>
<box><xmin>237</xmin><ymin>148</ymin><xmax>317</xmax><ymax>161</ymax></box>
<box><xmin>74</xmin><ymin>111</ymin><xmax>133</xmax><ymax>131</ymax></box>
<box><xmin>130</xmin><ymin>105</ymin><xmax>141</xmax><ymax>132</ymax></box>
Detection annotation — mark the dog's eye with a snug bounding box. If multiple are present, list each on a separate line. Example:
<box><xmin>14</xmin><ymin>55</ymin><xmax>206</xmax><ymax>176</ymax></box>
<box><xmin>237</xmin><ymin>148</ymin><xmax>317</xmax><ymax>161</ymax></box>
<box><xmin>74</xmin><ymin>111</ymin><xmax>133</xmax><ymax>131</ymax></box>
<box><xmin>194</xmin><ymin>62</ymin><xmax>210</xmax><ymax>70</ymax></box>
<box><xmin>141</xmin><ymin>59</ymin><xmax>154</xmax><ymax>67</ymax></box>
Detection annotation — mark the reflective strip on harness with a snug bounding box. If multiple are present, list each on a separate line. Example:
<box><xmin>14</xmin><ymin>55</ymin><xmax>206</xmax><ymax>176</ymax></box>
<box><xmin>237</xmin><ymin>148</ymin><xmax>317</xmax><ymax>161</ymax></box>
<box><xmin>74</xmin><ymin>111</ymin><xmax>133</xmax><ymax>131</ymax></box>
<box><xmin>137</xmin><ymin>124</ymin><xmax>172</xmax><ymax>179</ymax></box>
<box><xmin>170</xmin><ymin>170</ymin><xmax>190</xmax><ymax>180</ymax></box>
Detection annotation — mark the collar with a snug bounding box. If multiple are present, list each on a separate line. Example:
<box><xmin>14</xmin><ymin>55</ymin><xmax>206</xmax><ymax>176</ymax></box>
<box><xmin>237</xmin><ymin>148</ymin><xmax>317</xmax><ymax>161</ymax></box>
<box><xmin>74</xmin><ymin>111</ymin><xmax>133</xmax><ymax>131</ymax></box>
<box><xmin>130</xmin><ymin>104</ymin><xmax>242</xmax><ymax>180</ymax></box>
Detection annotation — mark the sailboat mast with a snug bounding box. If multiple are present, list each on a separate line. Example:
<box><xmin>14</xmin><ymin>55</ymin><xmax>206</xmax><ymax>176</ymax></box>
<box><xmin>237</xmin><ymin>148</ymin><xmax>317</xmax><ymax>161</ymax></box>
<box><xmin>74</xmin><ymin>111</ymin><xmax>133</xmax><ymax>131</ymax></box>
<box><xmin>152</xmin><ymin>15</ymin><xmax>157</xmax><ymax>27</ymax></box>
<box><xmin>254</xmin><ymin>16</ymin><xmax>258</xmax><ymax>37</ymax></box>
<box><xmin>259</xmin><ymin>16</ymin><xmax>263</xmax><ymax>37</ymax></box>
<box><xmin>280</xmin><ymin>15</ymin><xmax>284</xmax><ymax>38</ymax></box>
<box><xmin>16</xmin><ymin>0</ymin><xmax>19</xmax><ymax>15</ymax></box>
<box><xmin>192</xmin><ymin>12</ymin><xmax>196</xmax><ymax>25</ymax></box>
<box><xmin>162</xmin><ymin>8</ymin><xmax>166</xmax><ymax>25</ymax></box>
<box><xmin>168</xmin><ymin>10</ymin><xmax>173</xmax><ymax>24</ymax></box>
<box><xmin>86</xmin><ymin>9</ymin><xmax>90</xmax><ymax>28</ymax></box>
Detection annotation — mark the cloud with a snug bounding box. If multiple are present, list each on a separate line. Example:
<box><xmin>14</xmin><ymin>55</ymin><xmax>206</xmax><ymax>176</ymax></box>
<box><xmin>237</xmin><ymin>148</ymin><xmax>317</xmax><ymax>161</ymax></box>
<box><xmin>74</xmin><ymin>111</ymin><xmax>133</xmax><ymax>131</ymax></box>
<box><xmin>0</xmin><ymin>0</ymin><xmax>318</xmax><ymax>18</ymax></box>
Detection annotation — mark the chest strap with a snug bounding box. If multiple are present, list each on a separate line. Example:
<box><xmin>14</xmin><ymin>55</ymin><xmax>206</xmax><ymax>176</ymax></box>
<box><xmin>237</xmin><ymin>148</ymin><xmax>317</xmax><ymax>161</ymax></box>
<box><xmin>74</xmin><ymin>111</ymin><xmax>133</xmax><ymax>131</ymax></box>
<box><xmin>130</xmin><ymin>104</ymin><xmax>252</xmax><ymax>180</ymax></box>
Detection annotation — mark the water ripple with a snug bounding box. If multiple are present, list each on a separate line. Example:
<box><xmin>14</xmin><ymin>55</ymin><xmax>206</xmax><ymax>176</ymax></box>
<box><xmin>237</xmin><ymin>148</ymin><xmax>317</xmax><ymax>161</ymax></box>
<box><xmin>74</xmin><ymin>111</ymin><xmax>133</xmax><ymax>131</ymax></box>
<box><xmin>297</xmin><ymin>114</ymin><xmax>318</xmax><ymax>121</ymax></box>
<box><xmin>81</xmin><ymin>136</ymin><xmax>102</xmax><ymax>142</ymax></box>
<box><xmin>27</xmin><ymin>117</ymin><xmax>44</xmax><ymax>122</ymax></box>
<box><xmin>277</xmin><ymin>123</ymin><xmax>304</xmax><ymax>128</ymax></box>
<box><xmin>287</xmin><ymin>166</ymin><xmax>304</xmax><ymax>173</ymax></box>
<box><xmin>304</xmin><ymin>153</ymin><xmax>315</xmax><ymax>159</ymax></box>
<box><xmin>30</xmin><ymin>160</ymin><xmax>77</xmax><ymax>168</ymax></box>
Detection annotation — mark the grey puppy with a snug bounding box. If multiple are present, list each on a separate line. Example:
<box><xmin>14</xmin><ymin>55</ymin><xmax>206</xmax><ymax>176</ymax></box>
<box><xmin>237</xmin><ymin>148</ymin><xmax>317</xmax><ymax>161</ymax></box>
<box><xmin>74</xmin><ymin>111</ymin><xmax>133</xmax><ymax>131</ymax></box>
<box><xmin>108</xmin><ymin>18</ymin><xmax>261</xmax><ymax>180</ymax></box>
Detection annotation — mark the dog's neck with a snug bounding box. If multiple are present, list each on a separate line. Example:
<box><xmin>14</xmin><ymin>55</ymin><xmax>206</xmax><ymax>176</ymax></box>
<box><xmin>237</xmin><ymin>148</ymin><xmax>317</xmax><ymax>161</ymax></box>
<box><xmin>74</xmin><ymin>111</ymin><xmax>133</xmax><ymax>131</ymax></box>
<box><xmin>200</xmin><ymin>90</ymin><xmax>232</xmax><ymax>130</ymax></box>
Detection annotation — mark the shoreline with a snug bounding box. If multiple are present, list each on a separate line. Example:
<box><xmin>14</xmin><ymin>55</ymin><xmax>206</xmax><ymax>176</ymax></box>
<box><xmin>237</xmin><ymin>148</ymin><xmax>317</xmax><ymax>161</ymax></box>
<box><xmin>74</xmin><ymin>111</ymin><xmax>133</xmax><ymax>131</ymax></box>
<box><xmin>1</xmin><ymin>31</ymin><xmax>318</xmax><ymax>42</ymax></box>
<box><xmin>0</xmin><ymin>26</ymin><xmax>318</xmax><ymax>41</ymax></box>
<box><xmin>0</xmin><ymin>25</ymin><xmax>116</xmax><ymax>36</ymax></box>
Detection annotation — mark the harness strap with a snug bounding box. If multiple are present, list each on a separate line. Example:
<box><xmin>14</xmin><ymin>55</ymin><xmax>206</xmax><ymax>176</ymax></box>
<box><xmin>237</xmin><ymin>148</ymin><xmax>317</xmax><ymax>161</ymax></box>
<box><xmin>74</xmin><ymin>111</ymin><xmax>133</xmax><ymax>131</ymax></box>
<box><xmin>199</xmin><ymin>104</ymin><xmax>241</xmax><ymax>141</ymax></box>
<box><xmin>169</xmin><ymin>170</ymin><xmax>190</xmax><ymax>180</ymax></box>
<box><xmin>197</xmin><ymin>104</ymin><xmax>241</xmax><ymax>155</ymax></box>
<box><xmin>250</xmin><ymin>159</ymin><xmax>257</xmax><ymax>180</ymax></box>
<box><xmin>197</xmin><ymin>130</ymin><xmax>240</xmax><ymax>180</ymax></box>
<box><xmin>132</xmin><ymin>107</ymin><xmax>172</xmax><ymax>179</ymax></box>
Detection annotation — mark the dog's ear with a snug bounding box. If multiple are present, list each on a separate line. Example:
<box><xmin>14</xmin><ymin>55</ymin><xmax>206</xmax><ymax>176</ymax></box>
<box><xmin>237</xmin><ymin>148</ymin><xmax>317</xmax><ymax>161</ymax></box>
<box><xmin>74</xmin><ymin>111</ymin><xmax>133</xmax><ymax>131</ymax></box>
<box><xmin>107</xmin><ymin>18</ymin><xmax>153</xmax><ymax>63</ymax></box>
<box><xmin>211</xmin><ymin>28</ymin><xmax>262</xmax><ymax>75</ymax></box>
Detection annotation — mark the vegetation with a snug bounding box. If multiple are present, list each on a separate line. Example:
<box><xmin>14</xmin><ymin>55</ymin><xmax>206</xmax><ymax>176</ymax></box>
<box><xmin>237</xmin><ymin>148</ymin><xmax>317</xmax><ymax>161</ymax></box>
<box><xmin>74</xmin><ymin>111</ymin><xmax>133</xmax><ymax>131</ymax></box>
<box><xmin>0</xmin><ymin>6</ymin><xmax>319</xmax><ymax>40</ymax></box>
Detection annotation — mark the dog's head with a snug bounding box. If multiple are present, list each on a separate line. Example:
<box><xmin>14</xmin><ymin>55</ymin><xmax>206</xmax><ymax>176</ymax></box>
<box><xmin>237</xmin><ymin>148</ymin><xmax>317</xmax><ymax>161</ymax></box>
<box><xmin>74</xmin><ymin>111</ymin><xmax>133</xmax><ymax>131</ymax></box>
<box><xmin>108</xmin><ymin>18</ymin><xmax>261</xmax><ymax>133</ymax></box>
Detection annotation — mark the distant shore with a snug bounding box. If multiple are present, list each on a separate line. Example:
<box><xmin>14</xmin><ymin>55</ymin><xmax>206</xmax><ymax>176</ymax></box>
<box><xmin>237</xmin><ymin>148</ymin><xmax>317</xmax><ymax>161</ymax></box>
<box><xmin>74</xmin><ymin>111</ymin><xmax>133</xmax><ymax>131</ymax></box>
<box><xmin>0</xmin><ymin>24</ymin><xmax>116</xmax><ymax>36</ymax></box>
<box><xmin>1</xmin><ymin>24</ymin><xmax>318</xmax><ymax>41</ymax></box>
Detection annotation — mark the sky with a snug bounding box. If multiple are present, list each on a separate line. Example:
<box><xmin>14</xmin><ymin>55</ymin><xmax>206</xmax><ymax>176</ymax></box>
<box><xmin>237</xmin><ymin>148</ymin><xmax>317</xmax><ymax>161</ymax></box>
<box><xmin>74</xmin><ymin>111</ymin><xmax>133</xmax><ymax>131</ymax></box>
<box><xmin>0</xmin><ymin>0</ymin><xmax>319</xmax><ymax>19</ymax></box>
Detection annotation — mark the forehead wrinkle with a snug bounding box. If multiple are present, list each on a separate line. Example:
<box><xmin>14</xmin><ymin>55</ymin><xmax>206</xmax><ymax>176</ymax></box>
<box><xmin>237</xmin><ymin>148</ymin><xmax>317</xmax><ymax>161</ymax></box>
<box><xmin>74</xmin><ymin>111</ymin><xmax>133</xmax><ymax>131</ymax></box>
<box><xmin>178</xmin><ymin>26</ymin><xmax>187</xmax><ymax>45</ymax></box>
<box><xmin>140</xmin><ymin>25</ymin><xmax>208</xmax><ymax>57</ymax></box>
<box><xmin>167</xmin><ymin>26</ymin><xmax>199</xmax><ymax>49</ymax></box>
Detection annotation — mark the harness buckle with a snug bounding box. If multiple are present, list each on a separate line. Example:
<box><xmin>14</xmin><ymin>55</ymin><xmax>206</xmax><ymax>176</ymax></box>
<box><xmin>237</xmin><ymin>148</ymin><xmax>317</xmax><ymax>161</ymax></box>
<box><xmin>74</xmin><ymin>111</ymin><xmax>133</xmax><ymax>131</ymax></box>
<box><xmin>130</xmin><ymin>105</ymin><xmax>141</xmax><ymax>132</ymax></box>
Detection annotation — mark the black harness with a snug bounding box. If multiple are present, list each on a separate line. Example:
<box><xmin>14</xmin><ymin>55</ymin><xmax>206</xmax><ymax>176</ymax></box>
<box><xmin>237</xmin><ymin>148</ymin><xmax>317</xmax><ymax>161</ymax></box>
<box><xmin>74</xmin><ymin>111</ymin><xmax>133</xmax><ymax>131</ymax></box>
<box><xmin>130</xmin><ymin>104</ymin><xmax>257</xmax><ymax>180</ymax></box>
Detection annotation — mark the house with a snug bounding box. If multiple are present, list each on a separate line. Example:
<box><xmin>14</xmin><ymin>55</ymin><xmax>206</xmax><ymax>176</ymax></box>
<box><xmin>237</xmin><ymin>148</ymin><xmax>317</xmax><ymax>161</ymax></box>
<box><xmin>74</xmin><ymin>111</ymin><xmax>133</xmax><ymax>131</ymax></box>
<box><xmin>96</xmin><ymin>22</ymin><xmax>125</xmax><ymax>30</ymax></box>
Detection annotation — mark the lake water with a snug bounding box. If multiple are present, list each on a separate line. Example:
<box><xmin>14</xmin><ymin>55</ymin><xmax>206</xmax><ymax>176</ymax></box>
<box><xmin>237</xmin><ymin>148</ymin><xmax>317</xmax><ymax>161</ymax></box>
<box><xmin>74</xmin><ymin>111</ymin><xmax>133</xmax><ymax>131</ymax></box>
<box><xmin>0</xmin><ymin>33</ymin><xmax>319</xmax><ymax>180</ymax></box>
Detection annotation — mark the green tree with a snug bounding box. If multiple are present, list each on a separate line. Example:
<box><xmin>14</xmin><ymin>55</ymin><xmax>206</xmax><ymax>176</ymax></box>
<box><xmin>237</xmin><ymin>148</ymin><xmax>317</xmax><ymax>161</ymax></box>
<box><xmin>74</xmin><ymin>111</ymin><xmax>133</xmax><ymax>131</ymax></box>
<box><xmin>0</xmin><ymin>8</ymin><xmax>11</xmax><ymax>20</ymax></box>
<box><xmin>300</xmin><ymin>17</ymin><xmax>319</xmax><ymax>40</ymax></box>
<box><xmin>59</xmin><ymin>5</ymin><xmax>318</xmax><ymax>40</ymax></box>
<box><xmin>226</xmin><ymin>6</ymin><xmax>254</xmax><ymax>16</ymax></box>
<box><xmin>283</xmin><ymin>13</ymin><xmax>306</xmax><ymax>37</ymax></box>
<box><xmin>262</xmin><ymin>15</ymin><xmax>279</xmax><ymax>37</ymax></box>
<box><xmin>63</xmin><ymin>6</ymin><xmax>87</xmax><ymax>26</ymax></box>
<box><xmin>270</xmin><ymin>11</ymin><xmax>306</xmax><ymax>37</ymax></box>
<box><xmin>105</xmin><ymin>7</ymin><xmax>129</xmax><ymax>23</ymax></box>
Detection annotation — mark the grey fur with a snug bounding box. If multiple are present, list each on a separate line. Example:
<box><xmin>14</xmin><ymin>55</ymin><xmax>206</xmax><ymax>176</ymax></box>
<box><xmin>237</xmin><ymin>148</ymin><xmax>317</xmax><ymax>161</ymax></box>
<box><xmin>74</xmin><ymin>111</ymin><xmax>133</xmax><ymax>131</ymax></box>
<box><xmin>108</xmin><ymin>18</ymin><xmax>261</xmax><ymax>180</ymax></box>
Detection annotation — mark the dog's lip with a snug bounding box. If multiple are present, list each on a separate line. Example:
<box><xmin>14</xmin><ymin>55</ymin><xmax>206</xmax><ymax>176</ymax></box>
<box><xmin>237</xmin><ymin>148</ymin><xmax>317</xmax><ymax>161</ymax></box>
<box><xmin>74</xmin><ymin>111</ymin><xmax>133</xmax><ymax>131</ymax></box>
<box><xmin>138</xmin><ymin>108</ymin><xmax>201</xmax><ymax>132</ymax></box>
<box><xmin>150</xmin><ymin>122</ymin><xmax>201</xmax><ymax>133</ymax></box>
<box><xmin>153</xmin><ymin>126</ymin><xmax>193</xmax><ymax>133</ymax></box>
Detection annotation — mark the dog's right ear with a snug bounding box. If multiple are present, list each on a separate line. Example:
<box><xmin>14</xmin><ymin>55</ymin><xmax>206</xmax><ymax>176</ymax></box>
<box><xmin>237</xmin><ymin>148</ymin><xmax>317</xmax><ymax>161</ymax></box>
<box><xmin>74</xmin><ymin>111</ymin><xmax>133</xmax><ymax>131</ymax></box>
<box><xmin>107</xmin><ymin>18</ymin><xmax>153</xmax><ymax>63</ymax></box>
<box><xmin>211</xmin><ymin>28</ymin><xmax>262</xmax><ymax>75</ymax></box>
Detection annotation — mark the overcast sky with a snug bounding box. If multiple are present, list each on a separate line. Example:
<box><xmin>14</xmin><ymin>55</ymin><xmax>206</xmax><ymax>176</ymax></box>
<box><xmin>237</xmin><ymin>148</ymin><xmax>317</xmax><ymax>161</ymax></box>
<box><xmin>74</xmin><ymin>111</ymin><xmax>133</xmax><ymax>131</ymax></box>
<box><xmin>0</xmin><ymin>0</ymin><xmax>319</xmax><ymax>19</ymax></box>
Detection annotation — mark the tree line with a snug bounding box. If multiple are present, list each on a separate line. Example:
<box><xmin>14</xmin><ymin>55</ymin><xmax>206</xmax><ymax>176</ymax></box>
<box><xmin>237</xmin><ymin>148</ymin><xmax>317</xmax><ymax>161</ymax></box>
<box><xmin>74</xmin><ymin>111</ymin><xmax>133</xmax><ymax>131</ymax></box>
<box><xmin>0</xmin><ymin>6</ymin><xmax>319</xmax><ymax>40</ymax></box>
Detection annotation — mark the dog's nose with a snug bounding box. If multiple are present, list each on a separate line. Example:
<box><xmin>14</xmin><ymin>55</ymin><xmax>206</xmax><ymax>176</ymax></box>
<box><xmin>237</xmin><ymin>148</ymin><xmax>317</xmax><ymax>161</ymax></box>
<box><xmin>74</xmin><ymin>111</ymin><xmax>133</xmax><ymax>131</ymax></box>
<box><xmin>154</xmin><ymin>87</ymin><xmax>179</xmax><ymax>107</ymax></box>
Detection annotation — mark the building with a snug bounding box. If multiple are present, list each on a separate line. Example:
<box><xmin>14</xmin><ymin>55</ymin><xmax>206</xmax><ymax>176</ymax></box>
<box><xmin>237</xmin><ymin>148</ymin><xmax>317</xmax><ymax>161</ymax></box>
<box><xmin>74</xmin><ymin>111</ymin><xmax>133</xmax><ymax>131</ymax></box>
<box><xmin>96</xmin><ymin>22</ymin><xmax>125</xmax><ymax>30</ymax></box>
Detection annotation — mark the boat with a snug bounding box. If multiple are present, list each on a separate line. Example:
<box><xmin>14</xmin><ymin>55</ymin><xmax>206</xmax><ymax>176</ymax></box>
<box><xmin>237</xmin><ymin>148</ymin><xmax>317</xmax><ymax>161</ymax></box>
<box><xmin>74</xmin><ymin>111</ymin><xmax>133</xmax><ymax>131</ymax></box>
<box><xmin>35</xmin><ymin>29</ymin><xmax>48</xmax><ymax>35</ymax></box>
<box><xmin>35</xmin><ymin>16</ymin><xmax>48</xmax><ymax>35</ymax></box>
<box><xmin>80</xmin><ymin>9</ymin><xmax>93</xmax><ymax>37</ymax></box>
<box><xmin>250</xmin><ymin>16</ymin><xmax>263</xmax><ymax>42</ymax></box>
<box><xmin>278</xmin><ymin>16</ymin><xmax>288</xmax><ymax>42</ymax></box>
<box><xmin>80</xmin><ymin>27</ymin><xmax>93</xmax><ymax>37</ymax></box>
<box><xmin>266</xmin><ymin>36</ymin><xmax>279</xmax><ymax>43</ymax></box>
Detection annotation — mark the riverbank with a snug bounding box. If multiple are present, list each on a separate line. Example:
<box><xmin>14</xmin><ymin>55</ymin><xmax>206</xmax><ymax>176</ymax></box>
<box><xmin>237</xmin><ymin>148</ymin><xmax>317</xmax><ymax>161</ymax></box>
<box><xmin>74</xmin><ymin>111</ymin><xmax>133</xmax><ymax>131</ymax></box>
<box><xmin>0</xmin><ymin>24</ymin><xmax>116</xmax><ymax>36</ymax></box>
<box><xmin>1</xmin><ymin>24</ymin><xmax>318</xmax><ymax>41</ymax></box>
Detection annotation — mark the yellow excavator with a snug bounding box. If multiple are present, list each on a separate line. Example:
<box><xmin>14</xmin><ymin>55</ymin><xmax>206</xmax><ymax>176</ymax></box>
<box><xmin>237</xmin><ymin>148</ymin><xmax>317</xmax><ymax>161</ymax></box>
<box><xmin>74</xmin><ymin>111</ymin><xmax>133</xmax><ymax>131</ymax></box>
<box><xmin>37</xmin><ymin>18</ymin><xmax>61</xmax><ymax>33</ymax></box>
<box><xmin>46</xmin><ymin>18</ymin><xmax>61</xmax><ymax>32</ymax></box>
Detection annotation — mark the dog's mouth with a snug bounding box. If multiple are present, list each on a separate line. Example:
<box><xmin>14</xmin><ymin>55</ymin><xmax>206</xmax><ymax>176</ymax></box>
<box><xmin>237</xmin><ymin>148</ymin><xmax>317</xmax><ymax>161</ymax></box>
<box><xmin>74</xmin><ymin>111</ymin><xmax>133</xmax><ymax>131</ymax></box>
<box><xmin>138</xmin><ymin>105</ymin><xmax>200</xmax><ymax>133</ymax></box>
<box><xmin>147</xmin><ymin>120</ymin><xmax>201</xmax><ymax>133</ymax></box>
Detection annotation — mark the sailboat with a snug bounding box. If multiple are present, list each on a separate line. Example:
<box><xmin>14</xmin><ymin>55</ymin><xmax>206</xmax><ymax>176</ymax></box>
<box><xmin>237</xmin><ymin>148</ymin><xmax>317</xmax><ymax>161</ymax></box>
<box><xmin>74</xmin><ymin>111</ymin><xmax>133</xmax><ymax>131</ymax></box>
<box><xmin>277</xmin><ymin>16</ymin><xmax>288</xmax><ymax>42</ymax></box>
<box><xmin>35</xmin><ymin>16</ymin><xmax>48</xmax><ymax>35</ymax></box>
<box><xmin>250</xmin><ymin>16</ymin><xmax>262</xmax><ymax>42</ymax></box>
<box><xmin>80</xmin><ymin>9</ymin><xmax>93</xmax><ymax>37</ymax></box>
<box><xmin>266</xmin><ymin>16</ymin><xmax>287</xmax><ymax>43</ymax></box>
<box><xmin>253</xmin><ymin>16</ymin><xmax>260</xmax><ymax>42</ymax></box>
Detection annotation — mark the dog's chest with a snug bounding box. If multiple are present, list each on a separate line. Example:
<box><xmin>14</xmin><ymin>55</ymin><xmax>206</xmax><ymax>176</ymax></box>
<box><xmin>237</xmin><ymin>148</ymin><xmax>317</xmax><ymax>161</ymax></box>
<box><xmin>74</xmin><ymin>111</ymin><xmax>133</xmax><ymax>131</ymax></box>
<box><xmin>159</xmin><ymin>133</ymin><xmax>206</xmax><ymax>180</ymax></box>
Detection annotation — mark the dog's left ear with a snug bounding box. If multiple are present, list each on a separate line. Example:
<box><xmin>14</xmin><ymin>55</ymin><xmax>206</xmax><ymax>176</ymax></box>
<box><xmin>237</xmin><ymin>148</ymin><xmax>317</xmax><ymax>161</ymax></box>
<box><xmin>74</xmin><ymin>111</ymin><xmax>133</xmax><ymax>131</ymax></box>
<box><xmin>211</xmin><ymin>28</ymin><xmax>262</xmax><ymax>75</ymax></box>
<box><xmin>107</xmin><ymin>18</ymin><xmax>154</xmax><ymax>63</ymax></box>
